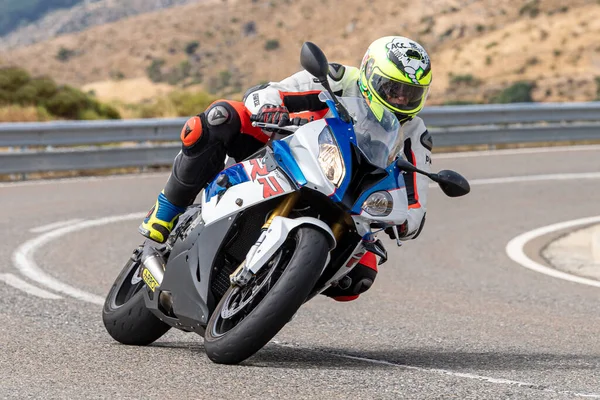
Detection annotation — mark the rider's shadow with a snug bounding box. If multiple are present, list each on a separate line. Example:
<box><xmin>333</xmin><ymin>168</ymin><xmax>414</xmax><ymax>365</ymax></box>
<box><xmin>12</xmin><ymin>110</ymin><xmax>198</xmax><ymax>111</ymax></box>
<box><xmin>149</xmin><ymin>341</ymin><xmax>600</xmax><ymax>371</ymax></box>
<box><xmin>244</xmin><ymin>345</ymin><xmax>600</xmax><ymax>371</ymax></box>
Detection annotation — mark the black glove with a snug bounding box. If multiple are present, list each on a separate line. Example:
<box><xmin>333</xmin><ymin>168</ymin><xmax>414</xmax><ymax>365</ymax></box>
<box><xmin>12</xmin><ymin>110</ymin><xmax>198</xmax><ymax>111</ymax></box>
<box><xmin>255</xmin><ymin>104</ymin><xmax>290</xmax><ymax>127</ymax></box>
<box><xmin>384</xmin><ymin>221</ymin><xmax>409</xmax><ymax>240</ymax></box>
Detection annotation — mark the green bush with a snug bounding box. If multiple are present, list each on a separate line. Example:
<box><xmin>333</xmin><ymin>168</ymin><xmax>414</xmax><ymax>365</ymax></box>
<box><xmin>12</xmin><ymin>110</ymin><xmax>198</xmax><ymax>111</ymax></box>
<box><xmin>56</xmin><ymin>46</ymin><xmax>77</xmax><ymax>62</ymax></box>
<box><xmin>490</xmin><ymin>81</ymin><xmax>535</xmax><ymax>103</ymax></box>
<box><xmin>0</xmin><ymin>67</ymin><xmax>31</xmax><ymax>92</ymax></box>
<box><xmin>449</xmin><ymin>74</ymin><xmax>481</xmax><ymax>86</ymax></box>
<box><xmin>0</xmin><ymin>66</ymin><xmax>120</xmax><ymax>120</ymax></box>
<box><xmin>264</xmin><ymin>39</ymin><xmax>280</xmax><ymax>51</ymax></box>
<box><xmin>519</xmin><ymin>1</ymin><xmax>540</xmax><ymax>17</ymax></box>
<box><xmin>13</xmin><ymin>78</ymin><xmax>58</xmax><ymax>105</ymax></box>
<box><xmin>146</xmin><ymin>58</ymin><xmax>166</xmax><ymax>83</ymax></box>
<box><xmin>184</xmin><ymin>41</ymin><xmax>200</xmax><ymax>55</ymax></box>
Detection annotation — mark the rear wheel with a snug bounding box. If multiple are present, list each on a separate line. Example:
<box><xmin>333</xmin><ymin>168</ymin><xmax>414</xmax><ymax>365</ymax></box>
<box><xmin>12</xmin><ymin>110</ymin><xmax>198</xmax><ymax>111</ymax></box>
<box><xmin>102</xmin><ymin>249</ymin><xmax>170</xmax><ymax>345</ymax></box>
<box><xmin>204</xmin><ymin>226</ymin><xmax>329</xmax><ymax>364</ymax></box>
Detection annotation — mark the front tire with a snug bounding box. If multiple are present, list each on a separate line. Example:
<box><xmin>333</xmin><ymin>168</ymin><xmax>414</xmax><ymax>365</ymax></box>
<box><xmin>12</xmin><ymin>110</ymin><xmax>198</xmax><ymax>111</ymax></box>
<box><xmin>204</xmin><ymin>226</ymin><xmax>329</xmax><ymax>364</ymax></box>
<box><xmin>102</xmin><ymin>250</ymin><xmax>171</xmax><ymax>345</ymax></box>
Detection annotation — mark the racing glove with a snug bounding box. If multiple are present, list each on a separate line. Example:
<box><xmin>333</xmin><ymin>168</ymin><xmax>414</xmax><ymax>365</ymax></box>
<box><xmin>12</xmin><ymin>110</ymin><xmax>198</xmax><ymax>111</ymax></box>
<box><xmin>256</xmin><ymin>104</ymin><xmax>290</xmax><ymax>127</ymax></box>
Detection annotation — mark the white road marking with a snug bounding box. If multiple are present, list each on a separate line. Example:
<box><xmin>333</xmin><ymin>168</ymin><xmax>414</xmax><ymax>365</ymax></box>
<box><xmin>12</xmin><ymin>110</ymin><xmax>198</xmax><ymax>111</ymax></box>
<box><xmin>272</xmin><ymin>341</ymin><xmax>600</xmax><ymax>398</ymax></box>
<box><xmin>435</xmin><ymin>144</ymin><xmax>600</xmax><ymax>159</ymax></box>
<box><xmin>10</xmin><ymin>171</ymin><xmax>600</xmax><ymax>302</ymax></box>
<box><xmin>12</xmin><ymin>212</ymin><xmax>145</xmax><ymax>305</ymax></box>
<box><xmin>7</xmin><ymin>171</ymin><xmax>600</xmax><ymax>395</ymax></box>
<box><xmin>30</xmin><ymin>219</ymin><xmax>85</xmax><ymax>233</ymax></box>
<box><xmin>468</xmin><ymin>172</ymin><xmax>600</xmax><ymax>185</ymax></box>
<box><xmin>0</xmin><ymin>273</ymin><xmax>63</xmax><ymax>300</ymax></box>
<box><xmin>506</xmin><ymin>216</ymin><xmax>600</xmax><ymax>288</ymax></box>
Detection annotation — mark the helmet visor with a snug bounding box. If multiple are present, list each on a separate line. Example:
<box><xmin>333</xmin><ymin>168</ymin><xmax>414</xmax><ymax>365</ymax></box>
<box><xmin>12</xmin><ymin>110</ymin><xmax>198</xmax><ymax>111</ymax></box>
<box><xmin>371</xmin><ymin>73</ymin><xmax>427</xmax><ymax>111</ymax></box>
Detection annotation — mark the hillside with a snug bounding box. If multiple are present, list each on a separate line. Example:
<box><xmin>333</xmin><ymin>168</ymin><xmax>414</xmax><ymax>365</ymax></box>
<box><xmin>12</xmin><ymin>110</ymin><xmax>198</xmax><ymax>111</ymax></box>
<box><xmin>2</xmin><ymin>0</ymin><xmax>600</xmax><ymax>107</ymax></box>
<box><xmin>0</xmin><ymin>0</ymin><xmax>201</xmax><ymax>50</ymax></box>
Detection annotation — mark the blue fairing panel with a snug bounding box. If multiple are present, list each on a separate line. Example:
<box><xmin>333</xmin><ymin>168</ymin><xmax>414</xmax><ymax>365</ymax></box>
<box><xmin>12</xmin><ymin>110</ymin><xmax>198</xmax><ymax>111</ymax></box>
<box><xmin>205</xmin><ymin>163</ymin><xmax>250</xmax><ymax>202</ymax></box>
<box><xmin>325</xmin><ymin>117</ymin><xmax>355</xmax><ymax>203</ymax></box>
<box><xmin>272</xmin><ymin>140</ymin><xmax>307</xmax><ymax>187</ymax></box>
<box><xmin>351</xmin><ymin>161</ymin><xmax>405</xmax><ymax>214</ymax></box>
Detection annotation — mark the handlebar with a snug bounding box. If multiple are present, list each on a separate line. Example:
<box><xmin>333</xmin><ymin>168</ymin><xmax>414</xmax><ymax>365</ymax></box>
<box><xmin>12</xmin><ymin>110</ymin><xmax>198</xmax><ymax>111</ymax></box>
<box><xmin>251</xmin><ymin>121</ymin><xmax>300</xmax><ymax>133</ymax></box>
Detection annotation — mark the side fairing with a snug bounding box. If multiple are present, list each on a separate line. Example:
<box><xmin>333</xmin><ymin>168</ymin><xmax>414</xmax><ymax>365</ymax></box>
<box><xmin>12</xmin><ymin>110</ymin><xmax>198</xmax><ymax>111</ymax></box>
<box><xmin>202</xmin><ymin>154</ymin><xmax>295</xmax><ymax>226</ymax></box>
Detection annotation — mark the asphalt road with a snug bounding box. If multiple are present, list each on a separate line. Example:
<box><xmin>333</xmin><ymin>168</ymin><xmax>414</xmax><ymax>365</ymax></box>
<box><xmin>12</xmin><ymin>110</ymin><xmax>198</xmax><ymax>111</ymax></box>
<box><xmin>1</xmin><ymin>146</ymin><xmax>600</xmax><ymax>399</ymax></box>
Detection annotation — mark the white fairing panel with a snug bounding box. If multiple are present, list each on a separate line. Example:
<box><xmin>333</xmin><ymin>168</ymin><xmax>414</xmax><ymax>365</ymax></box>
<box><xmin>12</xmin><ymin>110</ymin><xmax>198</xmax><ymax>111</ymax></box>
<box><xmin>201</xmin><ymin>158</ymin><xmax>294</xmax><ymax>226</ymax></box>
<box><xmin>246</xmin><ymin>216</ymin><xmax>336</xmax><ymax>273</ymax></box>
<box><xmin>359</xmin><ymin>187</ymin><xmax>409</xmax><ymax>226</ymax></box>
<box><xmin>283</xmin><ymin>119</ymin><xmax>338</xmax><ymax>197</ymax></box>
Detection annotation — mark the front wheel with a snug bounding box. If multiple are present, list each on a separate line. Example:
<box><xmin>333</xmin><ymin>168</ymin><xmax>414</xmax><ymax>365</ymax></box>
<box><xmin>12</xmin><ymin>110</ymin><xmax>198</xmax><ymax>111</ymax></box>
<box><xmin>204</xmin><ymin>226</ymin><xmax>329</xmax><ymax>364</ymax></box>
<box><xmin>102</xmin><ymin>249</ymin><xmax>171</xmax><ymax>345</ymax></box>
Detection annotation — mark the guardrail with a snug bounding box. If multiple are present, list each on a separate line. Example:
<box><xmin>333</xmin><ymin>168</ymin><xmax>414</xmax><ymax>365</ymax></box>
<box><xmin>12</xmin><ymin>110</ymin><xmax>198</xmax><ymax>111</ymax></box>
<box><xmin>2</xmin><ymin>102</ymin><xmax>600</xmax><ymax>175</ymax></box>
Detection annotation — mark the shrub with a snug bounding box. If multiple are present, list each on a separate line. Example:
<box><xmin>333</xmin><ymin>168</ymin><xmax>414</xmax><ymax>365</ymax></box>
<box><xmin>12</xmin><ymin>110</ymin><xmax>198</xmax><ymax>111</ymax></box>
<box><xmin>264</xmin><ymin>39</ymin><xmax>280</xmax><ymax>51</ymax></box>
<box><xmin>164</xmin><ymin>60</ymin><xmax>192</xmax><ymax>85</ymax></box>
<box><xmin>13</xmin><ymin>78</ymin><xmax>58</xmax><ymax>105</ymax></box>
<box><xmin>490</xmin><ymin>81</ymin><xmax>535</xmax><ymax>103</ymax></box>
<box><xmin>243</xmin><ymin>21</ymin><xmax>257</xmax><ymax>36</ymax></box>
<box><xmin>184</xmin><ymin>41</ymin><xmax>200</xmax><ymax>55</ymax></box>
<box><xmin>56</xmin><ymin>47</ymin><xmax>77</xmax><ymax>62</ymax></box>
<box><xmin>0</xmin><ymin>67</ymin><xmax>31</xmax><ymax>92</ymax></box>
<box><xmin>519</xmin><ymin>1</ymin><xmax>540</xmax><ymax>17</ymax></box>
<box><xmin>0</xmin><ymin>66</ymin><xmax>119</xmax><ymax>120</ymax></box>
<box><xmin>449</xmin><ymin>74</ymin><xmax>481</xmax><ymax>86</ymax></box>
<box><xmin>146</xmin><ymin>58</ymin><xmax>166</xmax><ymax>83</ymax></box>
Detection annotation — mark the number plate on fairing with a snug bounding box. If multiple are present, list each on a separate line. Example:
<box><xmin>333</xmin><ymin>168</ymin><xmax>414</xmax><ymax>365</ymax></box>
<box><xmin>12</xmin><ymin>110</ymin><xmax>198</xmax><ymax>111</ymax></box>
<box><xmin>201</xmin><ymin>152</ymin><xmax>295</xmax><ymax>226</ymax></box>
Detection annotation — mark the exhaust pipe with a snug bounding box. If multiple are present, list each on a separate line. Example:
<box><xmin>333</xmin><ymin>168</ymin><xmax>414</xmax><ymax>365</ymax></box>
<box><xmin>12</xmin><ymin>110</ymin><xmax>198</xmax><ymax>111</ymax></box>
<box><xmin>141</xmin><ymin>247</ymin><xmax>165</xmax><ymax>289</ymax></box>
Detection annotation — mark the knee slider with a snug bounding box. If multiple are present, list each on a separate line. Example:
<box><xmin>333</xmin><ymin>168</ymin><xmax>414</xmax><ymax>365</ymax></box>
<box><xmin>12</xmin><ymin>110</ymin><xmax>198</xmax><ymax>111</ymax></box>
<box><xmin>180</xmin><ymin>114</ymin><xmax>210</xmax><ymax>155</ymax></box>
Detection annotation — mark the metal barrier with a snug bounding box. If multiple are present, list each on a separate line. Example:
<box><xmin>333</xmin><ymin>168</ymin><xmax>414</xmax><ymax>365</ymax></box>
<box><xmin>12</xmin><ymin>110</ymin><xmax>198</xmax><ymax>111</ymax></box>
<box><xmin>2</xmin><ymin>102</ymin><xmax>600</xmax><ymax>175</ymax></box>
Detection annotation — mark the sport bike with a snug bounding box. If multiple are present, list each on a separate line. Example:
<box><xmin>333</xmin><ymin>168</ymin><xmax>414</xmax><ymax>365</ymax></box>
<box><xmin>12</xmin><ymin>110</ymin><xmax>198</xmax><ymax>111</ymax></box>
<box><xmin>102</xmin><ymin>42</ymin><xmax>470</xmax><ymax>364</ymax></box>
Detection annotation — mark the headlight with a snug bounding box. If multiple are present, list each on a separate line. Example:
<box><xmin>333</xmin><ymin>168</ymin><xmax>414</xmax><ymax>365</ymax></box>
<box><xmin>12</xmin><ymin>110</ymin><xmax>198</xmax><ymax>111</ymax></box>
<box><xmin>362</xmin><ymin>191</ymin><xmax>393</xmax><ymax>216</ymax></box>
<box><xmin>318</xmin><ymin>127</ymin><xmax>345</xmax><ymax>187</ymax></box>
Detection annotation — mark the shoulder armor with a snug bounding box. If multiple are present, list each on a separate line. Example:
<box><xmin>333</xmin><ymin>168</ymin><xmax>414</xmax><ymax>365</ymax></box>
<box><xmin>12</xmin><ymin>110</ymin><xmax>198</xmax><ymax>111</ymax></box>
<box><xmin>420</xmin><ymin>130</ymin><xmax>433</xmax><ymax>151</ymax></box>
<box><xmin>328</xmin><ymin>63</ymin><xmax>346</xmax><ymax>82</ymax></box>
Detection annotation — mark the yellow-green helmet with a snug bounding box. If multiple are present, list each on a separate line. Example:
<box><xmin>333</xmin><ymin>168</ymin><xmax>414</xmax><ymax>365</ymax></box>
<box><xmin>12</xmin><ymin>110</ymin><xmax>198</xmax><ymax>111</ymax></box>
<box><xmin>359</xmin><ymin>36</ymin><xmax>432</xmax><ymax>122</ymax></box>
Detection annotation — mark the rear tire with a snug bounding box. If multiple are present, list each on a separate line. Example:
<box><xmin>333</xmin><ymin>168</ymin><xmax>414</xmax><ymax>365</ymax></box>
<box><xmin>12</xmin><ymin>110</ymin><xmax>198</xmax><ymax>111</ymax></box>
<box><xmin>204</xmin><ymin>226</ymin><xmax>329</xmax><ymax>364</ymax></box>
<box><xmin>102</xmin><ymin>251</ymin><xmax>171</xmax><ymax>345</ymax></box>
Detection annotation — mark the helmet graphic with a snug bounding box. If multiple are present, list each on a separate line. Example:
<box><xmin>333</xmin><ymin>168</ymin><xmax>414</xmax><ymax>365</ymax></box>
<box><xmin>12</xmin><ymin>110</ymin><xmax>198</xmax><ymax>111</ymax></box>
<box><xmin>358</xmin><ymin>36</ymin><xmax>432</xmax><ymax>122</ymax></box>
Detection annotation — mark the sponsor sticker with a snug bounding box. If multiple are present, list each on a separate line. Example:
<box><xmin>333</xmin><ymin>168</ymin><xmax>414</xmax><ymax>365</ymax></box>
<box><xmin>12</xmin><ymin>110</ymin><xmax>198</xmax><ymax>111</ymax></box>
<box><xmin>142</xmin><ymin>268</ymin><xmax>159</xmax><ymax>292</ymax></box>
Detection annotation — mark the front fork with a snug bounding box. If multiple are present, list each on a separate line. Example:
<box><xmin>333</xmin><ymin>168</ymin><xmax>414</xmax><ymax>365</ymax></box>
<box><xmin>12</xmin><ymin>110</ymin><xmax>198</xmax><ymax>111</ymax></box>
<box><xmin>230</xmin><ymin>192</ymin><xmax>301</xmax><ymax>286</ymax></box>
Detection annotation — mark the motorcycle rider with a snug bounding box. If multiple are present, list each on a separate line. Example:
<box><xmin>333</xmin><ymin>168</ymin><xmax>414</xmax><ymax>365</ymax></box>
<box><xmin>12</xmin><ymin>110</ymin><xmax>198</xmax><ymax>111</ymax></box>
<box><xmin>139</xmin><ymin>36</ymin><xmax>433</xmax><ymax>301</ymax></box>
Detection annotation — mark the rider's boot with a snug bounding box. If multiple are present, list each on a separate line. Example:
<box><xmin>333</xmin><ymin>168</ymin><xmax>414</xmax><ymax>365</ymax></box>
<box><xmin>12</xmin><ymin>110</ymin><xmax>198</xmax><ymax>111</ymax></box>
<box><xmin>138</xmin><ymin>191</ymin><xmax>186</xmax><ymax>244</ymax></box>
<box><xmin>322</xmin><ymin>252</ymin><xmax>378</xmax><ymax>301</ymax></box>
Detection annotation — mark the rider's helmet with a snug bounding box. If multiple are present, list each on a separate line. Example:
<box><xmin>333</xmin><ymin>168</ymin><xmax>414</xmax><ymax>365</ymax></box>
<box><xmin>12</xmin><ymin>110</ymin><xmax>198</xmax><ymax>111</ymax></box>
<box><xmin>358</xmin><ymin>36</ymin><xmax>432</xmax><ymax>123</ymax></box>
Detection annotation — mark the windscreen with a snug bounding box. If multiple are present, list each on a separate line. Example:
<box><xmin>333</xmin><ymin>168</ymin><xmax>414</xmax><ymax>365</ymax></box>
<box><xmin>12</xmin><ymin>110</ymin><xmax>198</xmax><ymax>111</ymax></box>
<box><xmin>336</xmin><ymin>96</ymin><xmax>403</xmax><ymax>168</ymax></box>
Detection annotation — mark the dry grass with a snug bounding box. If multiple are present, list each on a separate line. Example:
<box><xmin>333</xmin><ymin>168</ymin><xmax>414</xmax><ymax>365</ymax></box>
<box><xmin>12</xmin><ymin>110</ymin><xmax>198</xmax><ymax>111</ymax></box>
<box><xmin>0</xmin><ymin>105</ymin><xmax>52</xmax><ymax>122</ymax></box>
<box><xmin>1</xmin><ymin>0</ymin><xmax>599</xmax><ymax>106</ymax></box>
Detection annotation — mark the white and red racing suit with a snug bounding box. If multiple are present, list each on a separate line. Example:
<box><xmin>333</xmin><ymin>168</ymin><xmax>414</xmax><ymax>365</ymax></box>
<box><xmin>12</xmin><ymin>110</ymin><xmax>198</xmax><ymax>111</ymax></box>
<box><xmin>242</xmin><ymin>63</ymin><xmax>432</xmax><ymax>239</ymax></box>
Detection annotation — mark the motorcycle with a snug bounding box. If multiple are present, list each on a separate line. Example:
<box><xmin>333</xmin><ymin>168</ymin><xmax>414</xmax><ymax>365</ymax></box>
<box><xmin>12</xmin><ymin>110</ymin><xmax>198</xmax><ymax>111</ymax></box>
<box><xmin>102</xmin><ymin>42</ymin><xmax>470</xmax><ymax>364</ymax></box>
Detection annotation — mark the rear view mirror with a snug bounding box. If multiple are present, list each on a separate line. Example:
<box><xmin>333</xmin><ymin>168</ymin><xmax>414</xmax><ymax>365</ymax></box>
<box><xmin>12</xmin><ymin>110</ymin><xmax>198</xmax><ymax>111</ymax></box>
<box><xmin>300</xmin><ymin>42</ymin><xmax>330</xmax><ymax>82</ymax></box>
<box><xmin>436</xmin><ymin>170</ymin><xmax>470</xmax><ymax>197</ymax></box>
